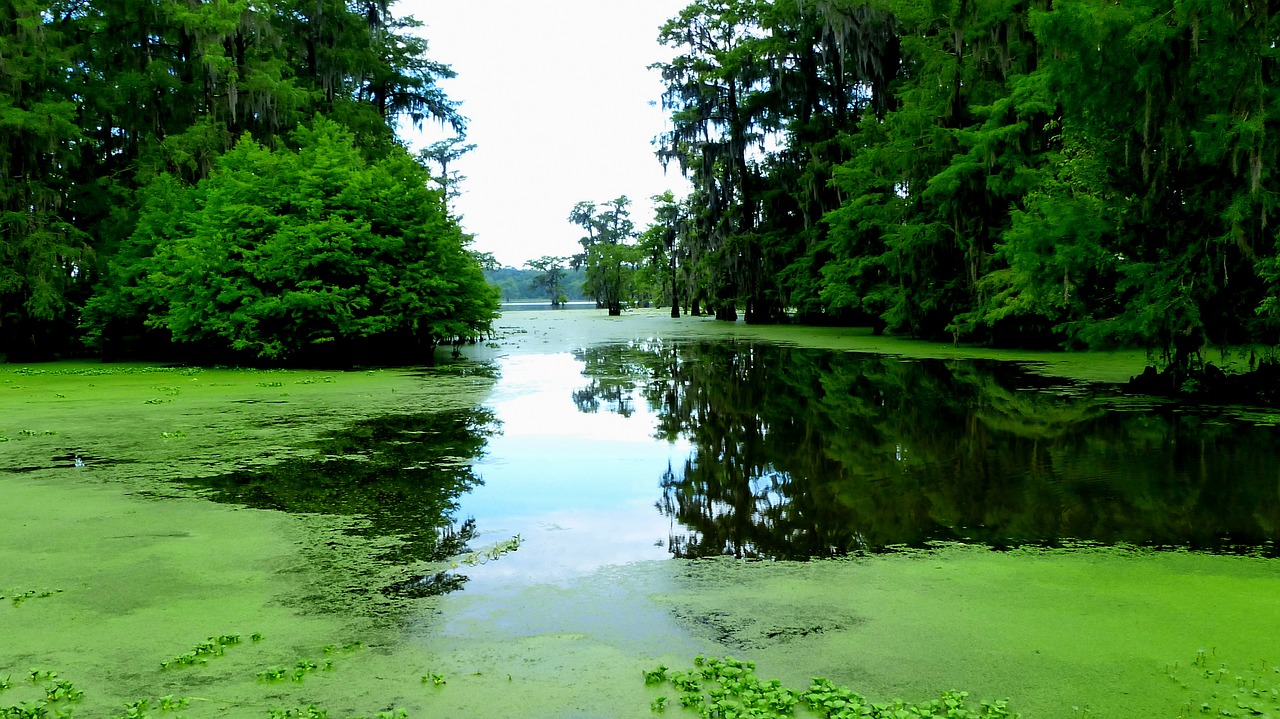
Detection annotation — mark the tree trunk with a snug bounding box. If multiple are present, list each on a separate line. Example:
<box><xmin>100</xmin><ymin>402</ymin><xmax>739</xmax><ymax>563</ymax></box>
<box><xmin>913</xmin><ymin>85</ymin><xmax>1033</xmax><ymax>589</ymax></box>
<box><xmin>669</xmin><ymin>257</ymin><xmax>680</xmax><ymax>317</ymax></box>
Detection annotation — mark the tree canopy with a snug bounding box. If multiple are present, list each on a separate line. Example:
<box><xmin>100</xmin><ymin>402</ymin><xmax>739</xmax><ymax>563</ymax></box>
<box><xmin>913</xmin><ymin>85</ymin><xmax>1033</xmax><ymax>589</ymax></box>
<box><xmin>571</xmin><ymin>196</ymin><xmax>643</xmax><ymax>315</ymax></box>
<box><xmin>0</xmin><ymin>0</ymin><xmax>492</xmax><ymax>363</ymax></box>
<box><xmin>650</xmin><ymin>0</ymin><xmax>1280</xmax><ymax>375</ymax></box>
<box><xmin>84</xmin><ymin>119</ymin><xmax>496</xmax><ymax>363</ymax></box>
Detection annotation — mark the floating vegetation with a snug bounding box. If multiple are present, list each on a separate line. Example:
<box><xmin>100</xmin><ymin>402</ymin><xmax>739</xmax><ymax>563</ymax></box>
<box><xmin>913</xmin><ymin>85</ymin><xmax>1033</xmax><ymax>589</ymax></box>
<box><xmin>452</xmin><ymin>535</ymin><xmax>522</xmax><ymax>567</ymax></box>
<box><xmin>156</xmin><ymin>696</ymin><xmax>189</xmax><ymax>711</ymax></box>
<box><xmin>8</xmin><ymin>366</ymin><xmax>202</xmax><ymax>378</ymax></box>
<box><xmin>160</xmin><ymin>634</ymin><xmax>242</xmax><ymax>669</ymax></box>
<box><xmin>644</xmin><ymin>656</ymin><xmax>1018</xmax><ymax>718</ymax></box>
<box><xmin>112</xmin><ymin>698</ymin><xmax>153</xmax><ymax>719</ymax></box>
<box><xmin>259</xmin><ymin>642</ymin><xmax>364</xmax><ymax>683</ymax></box>
<box><xmin>0</xmin><ymin>673</ymin><xmax>85</xmax><ymax>719</ymax></box>
<box><xmin>267</xmin><ymin>707</ymin><xmax>328</xmax><ymax>719</ymax></box>
<box><xmin>5</xmin><ymin>588</ymin><xmax>62</xmax><ymax>607</ymax></box>
<box><xmin>1168</xmin><ymin>650</ymin><xmax>1280</xmax><ymax>718</ymax></box>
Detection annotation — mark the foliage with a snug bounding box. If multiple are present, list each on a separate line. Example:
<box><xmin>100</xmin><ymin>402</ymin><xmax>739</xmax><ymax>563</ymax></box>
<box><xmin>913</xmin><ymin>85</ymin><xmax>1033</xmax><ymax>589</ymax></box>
<box><xmin>644</xmin><ymin>656</ymin><xmax>1017</xmax><ymax>719</ymax></box>
<box><xmin>83</xmin><ymin>118</ymin><xmax>498</xmax><ymax>364</ymax></box>
<box><xmin>653</xmin><ymin>0</ymin><xmax>1280</xmax><ymax>374</ymax></box>
<box><xmin>571</xmin><ymin>196</ymin><xmax>643</xmax><ymax>315</ymax></box>
<box><xmin>484</xmin><ymin>265</ymin><xmax>588</xmax><ymax>302</ymax></box>
<box><xmin>0</xmin><ymin>0</ymin><xmax>465</xmax><ymax>360</ymax></box>
<box><xmin>523</xmin><ymin>256</ymin><xmax>573</xmax><ymax>306</ymax></box>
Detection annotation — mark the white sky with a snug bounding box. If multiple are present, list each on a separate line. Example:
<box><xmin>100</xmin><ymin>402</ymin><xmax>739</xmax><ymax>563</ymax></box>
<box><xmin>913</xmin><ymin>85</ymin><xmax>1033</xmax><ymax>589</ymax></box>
<box><xmin>397</xmin><ymin>0</ymin><xmax>692</xmax><ymax>268</ymax></box>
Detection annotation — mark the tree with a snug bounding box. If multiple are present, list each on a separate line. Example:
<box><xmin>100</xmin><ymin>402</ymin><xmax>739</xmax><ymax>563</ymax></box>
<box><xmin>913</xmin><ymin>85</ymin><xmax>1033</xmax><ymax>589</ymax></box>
<box><xmin>569</xmin><ymin>196</ymin><xmax>638</xmax><ymax>311</ymax></box>
<box><xmin>524</xmin><ymin>256</ymin><xmax>570</xmax><ymax>306</ymax></box>
<box><xmin>584</xmin><ymin>241</ymin><xmax>642</xmax><ymax>316</ymax></box>
<box><xmin>650</xmin><ymin>0</ymin><xmax>1280</xmax><ymax>378</ymax></box>
<box><xmin>568</xmin><ymin>196</ymin><xmax>635</xmax><ymax>269</ymax></box>
<box><xmin>638</xmin><ymin>191</ymin><xmax>686</xmax><ymax>317</ymax></box>
<box><xmin>419</xmin><ymin>137</ymin><xmax>476</xmax><ymax>213</ymax></box>
<box><xmin>0</xmin><ymin>0</ymin><xmax>463</xmax><ymax>359</ymax></box>
<box><xmin>84</xmin><ymin>118</ymin><xmax>497</xmax><ymax>363</ymax></box>
<box><xmin>0</xmin><ymin>0</ymin><xmax>91</xmax><ymax>359</ymax></box>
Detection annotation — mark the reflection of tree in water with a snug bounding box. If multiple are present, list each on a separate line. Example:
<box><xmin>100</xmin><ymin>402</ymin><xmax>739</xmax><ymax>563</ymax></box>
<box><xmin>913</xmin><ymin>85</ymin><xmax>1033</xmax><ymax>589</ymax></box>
<box><xmin>175</xmin><ymin>408</ymin><xmax>497</xmax><ymax>604</ymax></box>
<box><xmin>576</xmin><ymin>341</ymin><xmax>1280</xmax><ymax>558</ymax></box>
<box><xmin>571</xmin><ymin>346</ymin><xmax>652</xmax><ymax>417</ymax></box>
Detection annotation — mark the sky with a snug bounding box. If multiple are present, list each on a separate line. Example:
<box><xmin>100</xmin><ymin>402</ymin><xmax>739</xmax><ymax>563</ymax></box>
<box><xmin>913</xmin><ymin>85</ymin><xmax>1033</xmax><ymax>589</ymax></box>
<box><xmin>397</xmin><ymin>0</ymin><xmax>692</xmax><ymax>268</ymax></box>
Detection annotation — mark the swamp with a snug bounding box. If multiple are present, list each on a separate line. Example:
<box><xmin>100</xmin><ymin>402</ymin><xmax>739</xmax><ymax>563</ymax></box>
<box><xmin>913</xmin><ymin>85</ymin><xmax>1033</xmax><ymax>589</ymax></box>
<box><xmin>3</xmin><ymin>310</ymin><xmax>1280</xmax><ymax>719</ymax></box>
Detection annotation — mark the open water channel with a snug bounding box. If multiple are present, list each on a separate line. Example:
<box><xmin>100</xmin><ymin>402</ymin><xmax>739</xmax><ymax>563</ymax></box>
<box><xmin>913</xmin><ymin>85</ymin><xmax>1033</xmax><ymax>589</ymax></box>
<box><xmin>3</xmin><ymin>312</ymin><xmax>1279</xmax><ymax>718</ymax></box>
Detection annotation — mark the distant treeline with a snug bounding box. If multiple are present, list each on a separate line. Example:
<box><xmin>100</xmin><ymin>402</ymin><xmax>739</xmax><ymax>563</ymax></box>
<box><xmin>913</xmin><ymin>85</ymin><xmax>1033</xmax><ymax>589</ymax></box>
<box><xmin>484</xmin><ymin>267</ymin><xmax>589</xmax><ymax>303</ymax></box>
<box><xmin>649</xmin><ymin>0</ymin><xmax>1280</xmax><ymax>375</ymax></box>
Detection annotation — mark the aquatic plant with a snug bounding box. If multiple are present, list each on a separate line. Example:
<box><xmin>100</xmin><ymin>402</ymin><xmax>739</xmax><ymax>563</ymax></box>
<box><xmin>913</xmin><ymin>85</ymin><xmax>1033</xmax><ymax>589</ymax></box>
<box><xmin>8</xmin><ymin>589</ymin><xmax>61</xmax><ymax>607</ymax></box>
<box><xmin>42</xmin><ymin>681</ymin><xmax>82</xmax><ymax>702</ymax></box>
<box><xmin>1169</xmin><ymin>650</ymin><xmax>1280</xmax><ymax>718</ymax></box>
<box><xmin>453</xmin><ymin>535</ymin><xmax>523</xmax><ymax>567</ymax></box>
<box><xmin>421</xmin><ymin>673</ymin><xmax>446</xmax><ymax>686</ymax></box>
<box><xmin>160</xmin><ymin>634</ymin><xmax>242</xmax><ymax>669</ymax></box>
<box><xmin>645</xmin><ymin>656</ymin><xmax>1018</xmax><ymax>718</ymax></box>
<box><xmin>257</xmin><ymin>667</ymin><xmax>290</xmax><ymax>683</ymax></box>
<box><xmin>259</xmin><ymin>642</ymin><xmax>363</xmax><ymax>683</ymax></box>
<box><xmin>156</xmin><ymin>696</ymin><xmax>188</xmax><ymax>711</ymax></box>
<box><xmin>292</xmin><ymin>660</ymin><xmax>319</xmax><ymax>681</ymax></box>
<box><xmin>644</xmin><ymin>665</ymin><xmax>669</xmax><ymax>686</ymax></box>
<box><xmin>114</xmin><ymin>698</ymin><xmax>152</xmax><ymax>719</ymax></box>
<box><xmin>267</xmin><ymin>705</ymin><xmax>327</xmax><ymax>718</ymax></box>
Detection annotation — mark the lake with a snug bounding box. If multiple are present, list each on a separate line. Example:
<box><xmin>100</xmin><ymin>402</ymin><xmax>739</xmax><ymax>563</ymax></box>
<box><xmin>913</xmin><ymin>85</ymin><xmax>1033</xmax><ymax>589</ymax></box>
<box><xmin>2</xmin><ymin>310</ymin><xmax>1278</xmax><ymax>718</ymax></box>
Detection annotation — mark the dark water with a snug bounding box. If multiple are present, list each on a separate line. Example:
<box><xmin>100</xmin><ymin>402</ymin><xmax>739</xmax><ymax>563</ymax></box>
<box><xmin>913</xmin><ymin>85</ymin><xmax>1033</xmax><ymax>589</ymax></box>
<box><xmin>574</xmin><ymin>340</ymin><xmax>1280</xmax><ymax>559</ymax></box>
<box><xmin>173</xmin><ymin>340</ymin><xmax>1280</xmax><ymax>599</ymax></box>
<box><xmin>173</xmin><ymin>408</ymin><xmax>498</xmax><ymax>601</ymax></box>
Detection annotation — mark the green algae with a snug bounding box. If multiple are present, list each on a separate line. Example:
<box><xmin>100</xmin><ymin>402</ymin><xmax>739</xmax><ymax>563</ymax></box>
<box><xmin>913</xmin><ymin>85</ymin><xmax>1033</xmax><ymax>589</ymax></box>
<box><xmin>647</xmin><ymin>545</ymin><xmax>1280</xmax><ymax>719</ymax></box>
<box><xmin>0</xmin><ymin>360</ymin><xmax>498</xmax><ymax>717</ymax></box>
<box><xmin>4</xmin><ymin>314</ymin><xmax>1280</xmax><ymax>719</ymax></box>
<box><xmin>642</xmin><ymin>655</ymin><xmax>1015</xmax><ymax>719</ymax></box>
<box><xmin>0</xmin><ymin>361</ymin><xmax>494</xmax><ymax>482</ymax></box>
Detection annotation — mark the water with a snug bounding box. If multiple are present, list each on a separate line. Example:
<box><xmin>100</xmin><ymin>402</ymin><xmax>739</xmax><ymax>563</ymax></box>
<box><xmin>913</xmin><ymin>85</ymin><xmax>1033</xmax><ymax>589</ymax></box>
<box><xmin>500</xmin><ymin>301</ymin><xmax>598</xmax><ymax>312</ymax></box>
<box><xmin>172</xmin><ymin>339</ymin><xmax>1280</xmax><ymax>577</ymax></box>
<box><xmin>462</xmin><ymin>339</ymin><xmax>1280</xmax><ymax>564</ymax></box>
<box><xmin>5</xmin><ymin>338</ymin><xmax>1280</xmax><ymax>718</ymax></box>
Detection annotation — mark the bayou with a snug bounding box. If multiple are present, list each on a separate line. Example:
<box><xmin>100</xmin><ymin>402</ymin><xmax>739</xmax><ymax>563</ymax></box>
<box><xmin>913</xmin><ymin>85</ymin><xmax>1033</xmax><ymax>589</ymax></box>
<box><xmin>3</xmin><ymin>310</ymin><xmax>1278</xmax><ymax>719</ymax></box>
